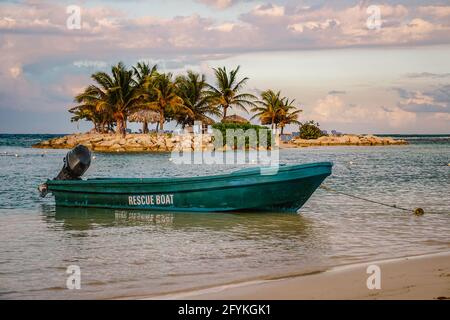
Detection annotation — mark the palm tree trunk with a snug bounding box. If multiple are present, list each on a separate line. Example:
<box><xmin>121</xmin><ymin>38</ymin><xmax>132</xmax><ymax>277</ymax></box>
<box><xmin>222</xmin><ymin>105</ymin><xmax>228</xmax><ymax>121</ymax></box>
<box><xmin>159</xmin><ymin>110</ymin><xmax>164</xmax><ymax>132</ymax></box>
<box><xmin>115</xmin><ymin>113</ymin><xmax>126</xmax><ymax>137</ymax></box>
<box><xmin>143</xmin><ymin>120</ymin><xmax>149</xmax><ymax>134</ymax></box>
<box><xmin>100</xmin><ymin>121</ymin><xmax>107</xmax><ymax>133</ymax></box>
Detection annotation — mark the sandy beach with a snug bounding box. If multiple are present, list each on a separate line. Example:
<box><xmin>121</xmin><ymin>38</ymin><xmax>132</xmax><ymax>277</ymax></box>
<box><xmin>149</xmin><ymin>252</ymin><xmax>450</xmax><ymax>300</ymax></box>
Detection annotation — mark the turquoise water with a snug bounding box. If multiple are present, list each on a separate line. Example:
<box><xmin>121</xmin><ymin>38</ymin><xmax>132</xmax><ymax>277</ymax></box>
<box><xmin>0</xmin><ymin>134</ymin><xmax>449</xmax><ymax>299</ymax></box>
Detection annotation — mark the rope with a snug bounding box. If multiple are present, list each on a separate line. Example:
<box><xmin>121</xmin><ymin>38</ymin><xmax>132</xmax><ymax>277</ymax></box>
<box><xmin>319</xmin><ymin>184</ymin><xmax>424</xmax><ymax>216</ymax></box>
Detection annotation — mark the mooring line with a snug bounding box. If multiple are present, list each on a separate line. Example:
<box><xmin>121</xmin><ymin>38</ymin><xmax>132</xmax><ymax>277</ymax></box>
<box><xmin>319</xmin><ymin>184</ymin><xmax>425</xmax><ymax>216</ymax></box>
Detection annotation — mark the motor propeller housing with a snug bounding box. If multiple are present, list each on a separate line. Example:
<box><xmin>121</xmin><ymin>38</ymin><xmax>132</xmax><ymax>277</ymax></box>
<box><xmin>55</xmin><ymin>145</ymin><xmax>92</xmax><ymax>180</ymax></box>
<box><xmin>39</xmin><ymin>145</ymin><xmax>91</xmax><ymax>197</ymax></box>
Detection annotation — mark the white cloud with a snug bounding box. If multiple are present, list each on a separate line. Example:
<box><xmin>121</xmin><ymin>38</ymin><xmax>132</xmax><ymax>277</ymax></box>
<box><xmin>9</xmin><ymin>66</ymin><xmax>22</xmax><ymax>79</ymax></box>
<box><xmin>197</xmin><ymin>0</ymin><xmax>234</xmax><ymax>9</ymax></box>
<box><xmin>307</xmin><ymin>95</ymin><xmax>416</xmax><ymax>129</ymax></box>
<box><xmin>206</xmin><ymin>22</ymin><xmax>235</xmax><ymax>32</ymax></box>
<box><xmin>396</xmin><ymin>85</ymin><xmax>450</xmax><ymax>113</ymax></box>
<box><xmin>417</xmin><ymin>5</ymin><xmax>450</xmax><ymax>19</ymax></box>
<box><xmin>0</xmin><ymin>0</ymin><xmax>449</xmax><ymax>134</ymax></box>
<box><xmin>252</xmin><ymin>4</ymin><xmax>285</xmax><ymax>17</ymax></box>
<box><xmin>0</xmin><ymin>17</ymin><xmax>16</xmax><ymax>28</ymax></box>
<box><xmin>288</xmin><ymin>19</ymin><xmax>340</xmax><ymax>33</ymax></box>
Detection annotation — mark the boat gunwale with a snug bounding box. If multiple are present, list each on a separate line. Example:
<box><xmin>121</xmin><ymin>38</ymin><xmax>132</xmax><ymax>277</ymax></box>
<box><xmin>47</xmin><ymin>162</ymin><xmax>333</xmax><ymax>186</ymax></box>
<box><xmin>49</xmin><ymin>172</ymin><xmax>332</xmax><ymax>195</ymax></box>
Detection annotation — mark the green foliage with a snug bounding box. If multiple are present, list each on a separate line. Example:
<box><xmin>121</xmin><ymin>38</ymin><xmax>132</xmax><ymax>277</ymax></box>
<box><xmin>212</xmin><ymin>122</ymin><xmax>273</xmax><ymax>148</ymax></box>
<box><xmin>251</xmin><ymin>89</ymin><xmax>302</xmax><ymax>134</ymax></box>
<box><xmin>174</xmin><ymin>71</ymin><xmax>221</xmax><ymax>127</ymax></box>
<box><xmin>207</xmin><ymin>66</ymin><xmax>257</xmax><ymax>120</ymax></box>
<box><xmin>299</xmin><ymin>121</ymin><xmax>326</xmax><ymax>140</ymax></box>
<box><xmin>73</xmin><ymin>62</ymin><xmax>144</xmax><ymax>136</ymax></box>
<box><xmin>70</xmin><ymin>61</ymin><xmax>301</xmax><ymax>139</ymax></box>
<box><xmin>143</xmin><ymin>72</ymin><xmax>185</xmax><ymax>131</ymax></box>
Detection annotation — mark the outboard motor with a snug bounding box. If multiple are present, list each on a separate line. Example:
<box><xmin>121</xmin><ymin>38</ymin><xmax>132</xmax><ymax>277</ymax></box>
<box><xmin>39</xmin><ymin>145</ymin><xmax>91</xmax><ymax>197</ymax></box>
<box><xmin>55</xmin><ymin>145</ymin><xmax>92</xmax><ymax>180</ymax></box>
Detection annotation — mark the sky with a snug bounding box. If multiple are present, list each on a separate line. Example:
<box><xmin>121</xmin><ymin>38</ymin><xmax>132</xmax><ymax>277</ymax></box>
<box><xmin>0</xmin><ymin>0</ymin><xmax>450</xmax><ymax>134</ymax></box>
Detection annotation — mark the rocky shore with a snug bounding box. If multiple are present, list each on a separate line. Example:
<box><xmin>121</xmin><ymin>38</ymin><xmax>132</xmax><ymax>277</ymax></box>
<box><xmin>32</xmin><ymin>133</ymin><xmax>407</xmax><ymax>152</ymax></box>
<box><xmin>32</xmin><ymin>133</ymin><xmax>216</xmax><ymax>152</ymax></box>
<box><xmin>289</xmin><ymin>134</ymin><xmax>407</xmax><ymax>147</ymax></box>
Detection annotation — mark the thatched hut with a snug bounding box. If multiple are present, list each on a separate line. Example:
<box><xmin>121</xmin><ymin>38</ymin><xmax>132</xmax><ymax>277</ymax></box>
<box><xmin>201</xmin><ymin>115</ymin><xmax>215</xmax><ymax>126</ymax></box>
<box><xmin>129</xmin><ymin>110</ymin><xmax>160</xmax><ymax>133</ymax></box>
<box><xmin>184</xmin><ymin>116</ymin><xmax>216</xmax><ymax>133</ymax></box>
<box><xmin>221</xmin><ymin>114</ymin><xmax>249</xmax><ymax>124</ymax></box>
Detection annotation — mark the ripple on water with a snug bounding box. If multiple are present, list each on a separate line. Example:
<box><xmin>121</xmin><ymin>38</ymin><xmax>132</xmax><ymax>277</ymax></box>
<box><xmin>0</xmin><ymin>142</ymin><xmax>449</xmax><ymax>299</ymax></box>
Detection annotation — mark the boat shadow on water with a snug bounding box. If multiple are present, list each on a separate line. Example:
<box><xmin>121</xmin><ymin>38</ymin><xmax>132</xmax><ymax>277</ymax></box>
<box><xmin>40</xmin><ymin>204</ymin><xmax>318</xmax><ymax>240</ymax></box>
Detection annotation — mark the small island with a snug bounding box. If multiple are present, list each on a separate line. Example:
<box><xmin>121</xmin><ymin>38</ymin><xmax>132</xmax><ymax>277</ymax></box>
<box><xmin>33</xmin><ymin>132</ymin><xmax>407</xmax><ymax>152</ymax></box>
<box><xmin>32</xmin><ymin>62</ymin><xmax>407</xmax><ymax>152</ymax></box>
<box><xmin>286</xmin><ymin>134</ymin><xmax>407</xmax><ymax>147</ymax></box>
<box><xmin>33</xmin><ymin>132</ymin><xmax>212</xmax><ymax>152</ymax></box>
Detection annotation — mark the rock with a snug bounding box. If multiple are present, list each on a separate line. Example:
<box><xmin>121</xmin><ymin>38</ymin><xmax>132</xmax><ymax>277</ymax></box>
<box><xmin>90</xmin><ymin>137</ymin><xmax>104</xmax><ymax>143</ymax></box>
<box><xmin>288</xmin><ymin>134</ymin><xmax>408</xmax><ymax>148</ymax></box>
<box><xmin>32</xmin><ymin>132</ymin><xmax>408</xmax><ymax>153</ymax></box>
<box><xmin>165</xmin><ymin>140</ymin><xmax>175</xmax><ymax>149</ymax></box>
<box><xmin>347</xmin><ymin>135</ymin><xmax>360</xmax><ymax>144</ymax></box>
<box><xmin>97</xmin><ymin>140</ymin><xmax>115</xmax><ymax>147</ymax></box>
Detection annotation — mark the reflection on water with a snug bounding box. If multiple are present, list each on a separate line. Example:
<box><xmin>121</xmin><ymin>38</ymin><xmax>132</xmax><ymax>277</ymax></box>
<box><xmin>12</xmin><ymin>204</ymin><xmax>322</xmax><ymax>299</ymax></box>
<box><xmin>46</xmin><ymin>205</ymin><xmax>314</xmax><ymax>237</ymax></box>
<box><xmin>0</xmin><ymin>141</ymin><xmax>449</xmax><ymax>299</ymax></box>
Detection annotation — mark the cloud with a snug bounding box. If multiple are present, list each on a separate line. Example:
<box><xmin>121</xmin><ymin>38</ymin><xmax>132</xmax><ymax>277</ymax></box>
<box><xmin>288</xmin><ymin>19</ymin><xmax>340</xmax><ymax>33</ymax></box>
<box><xmin>417</xmin><ymin>5</ymin><xmax>450</xmax><ymax>19</ymax></box>
<box><xmin>405</xmin><ymin>72</ymin><xmax>450</xmax><ymax>79</ymax></box>
<box><xmin>73</xmin><ymin>60</ymin><xmax>108</xmax><ymax>68</ymax></box>
<box><xmin>0</xmin><ymin>0</ymin><xmax>450</xmax><ymax>134</ymax></box>
<box><xmin>328</xmin><ymin>90</ymin><xmax>346</xmax><ymax>95</ymax></box>
<box><xmin>1</xmin><ymin>1</ymin><xmax>450</xmax><ymax>64</ymax></box>
<box><xmin>307</xmin><ymin>94</ymin><xmax>416</xmax><ymax>129</ymax></box>
<box><xmin>9</xmin><ymin>66</ymin><xmax>22</xmax><ymax>78</ymax></box>
<box><xmin>251</xmin><ymin>4</ymin><xmax>285</xmax><ymax>17</ymax></box>
<box><xmin>395</xmin><ymin>85</ymin><xmax>450</xmax><ymax>113</ymax></box>
<box><xmin>206</xmin><ymin>22</ymin><xmax>236</xmax><ymax>32</ymax></box>
<box><xmin>196</xmin><ymin>0</ymin><xmax>236</xmax><ymax>9</ymax></box>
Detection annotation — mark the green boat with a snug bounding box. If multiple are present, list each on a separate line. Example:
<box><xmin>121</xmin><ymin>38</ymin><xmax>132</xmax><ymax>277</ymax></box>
<box><xmin>39</xmin><ymin>146</ymin><xmax>332</xmax><ymax>213</ymax></box>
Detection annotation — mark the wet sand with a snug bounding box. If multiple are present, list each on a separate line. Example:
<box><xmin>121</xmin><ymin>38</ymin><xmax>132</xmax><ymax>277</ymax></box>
<box><xmin>149</xmin><ymin>252</ymin><xmax>450</xmax><ymax>300</ymax></box>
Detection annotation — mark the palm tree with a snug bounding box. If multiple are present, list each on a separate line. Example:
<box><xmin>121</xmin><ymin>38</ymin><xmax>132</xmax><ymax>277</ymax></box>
<box><xmin>133</xmin><ymin>61</ymin><xmax>158</xmax><ymax>86</ymax></box>
<box><xmin>71</xmin><ymin>84</ymin><xmax>114</xmax><ymax>133</ymax></box>
<box><xmin>143</xmin><ymin>72</ymin><xmax>185</xmax><ymax>131</ymax></box>
<box><xmin>251</xmin><ymin>90</ymin><xmax>284</xmax><ymax>130</ymax></box>
<box><xmin>69</xmin><ymin>104</ymin><xmax>101</xmax><ymax>132</ymax></box>
<box><xmin>77</xmin><ymin>62</ymin><xmax>143</xmax><ymax>136</ymax></box>
<box><xmin>207</xmin><ymin>66</ymin><xmax>256</xmax><ymax>121</ymax></box>
<box><xmin>175</xmin><ymin>71</ymin><xmax>221</xmax><ymax>128</ymax></box>
<box><xmin>277</xmin><ymin>97</ymin><xmax>302</xmax><ymax>134</ymax></box>
<box><xmin>251</xmin><ymin>90</ymin><xmax>302</xmax><ymax>133</ymax></box>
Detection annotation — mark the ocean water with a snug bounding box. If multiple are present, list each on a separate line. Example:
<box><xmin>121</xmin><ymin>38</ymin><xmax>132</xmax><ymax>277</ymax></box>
<box><xmin>0</xmin><ymin>134</ymin><xmax>449</xmax><ymax>299</ymax></box>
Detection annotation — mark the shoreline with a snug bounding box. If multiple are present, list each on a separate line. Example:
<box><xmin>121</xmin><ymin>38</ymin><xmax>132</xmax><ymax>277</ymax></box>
<box><xmin>32</xmin><ymin>133</ymin><xmax>408</xmax><ymax>153</ymax></box>
<box><xmin>137</xmin><ymin>251</ymin><xmax>450</xmax><ymax>300</ymax></box>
